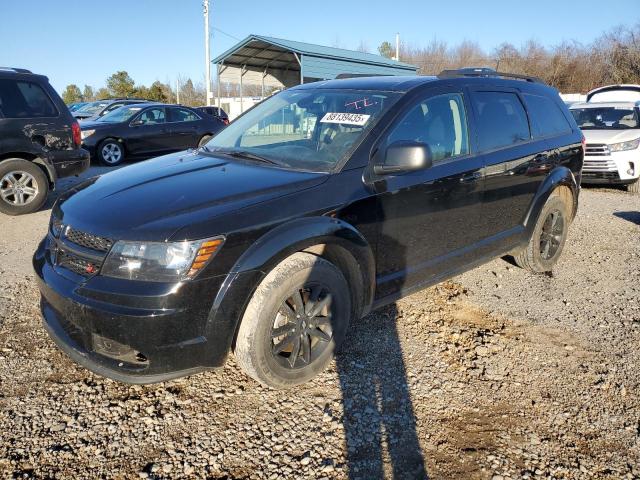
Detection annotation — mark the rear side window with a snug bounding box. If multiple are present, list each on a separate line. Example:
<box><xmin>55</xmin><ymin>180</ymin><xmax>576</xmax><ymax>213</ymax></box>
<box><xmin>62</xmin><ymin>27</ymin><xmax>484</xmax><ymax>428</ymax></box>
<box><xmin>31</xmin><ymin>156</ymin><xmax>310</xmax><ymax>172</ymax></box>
<box><xmin>472</xmin><ymin>91</ymin><xmax>530</xmax><ymax>152</ymax></box>
<box><xmin>386</xmin><ymin>93</ymin><xmax>469</xmax><ymax>164</ymax></box>
<box><xmin>168</xmin><ymin>107</ymin><xmax>200</xmax><ymax>122</ymax></box>
<box><xmin>524</xmin><ymin>94</ymin><xmax>572</xmax><ymax>138</ymax></box>
<box><xmin>0</xmin><ymin>79</ymin><xmax>58</xmax><ymax>118</ymax></box>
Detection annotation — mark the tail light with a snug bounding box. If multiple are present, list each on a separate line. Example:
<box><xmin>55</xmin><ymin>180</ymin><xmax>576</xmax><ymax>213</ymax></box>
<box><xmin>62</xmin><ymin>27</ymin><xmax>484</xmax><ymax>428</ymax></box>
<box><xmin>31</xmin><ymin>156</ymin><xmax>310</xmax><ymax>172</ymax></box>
<box><xmin>223</xmin><ymin>118</ymin><xmax>229</xmax><ymax>125</ymax></box>
<box><xmin>71</xmin><ymin>121</ymin><xmax>81</xmax><ymax>147</ymax></box>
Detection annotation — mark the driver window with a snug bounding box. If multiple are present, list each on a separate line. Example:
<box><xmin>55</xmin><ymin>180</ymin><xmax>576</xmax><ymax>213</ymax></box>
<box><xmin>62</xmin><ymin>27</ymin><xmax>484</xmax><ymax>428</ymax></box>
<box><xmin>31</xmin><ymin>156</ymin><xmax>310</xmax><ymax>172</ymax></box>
<box><xmin>138</xmin><ymin>108</ymin><xmax>165</xmax><ymax>125</ymax></box>
<box><xmin>386</xmin><ymin>93</ymin><xmax>469</xmax><ymax>164</ymax></box>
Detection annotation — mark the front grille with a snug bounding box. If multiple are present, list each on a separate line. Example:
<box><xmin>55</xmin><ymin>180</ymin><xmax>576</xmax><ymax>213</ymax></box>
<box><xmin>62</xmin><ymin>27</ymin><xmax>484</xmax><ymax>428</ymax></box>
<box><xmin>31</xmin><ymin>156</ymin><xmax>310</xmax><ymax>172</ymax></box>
<box><xmin>56</xmin><ymin>249</ymin><xmax>99</xmax><ymax>277</ymax></box>
<box><xmin>583</xmin><ymin>158</ymin><xmax>618</xmax><ymax>172</ymax></box>
<box><xmin>582</xmin><ymin>171</ymin><xmax>621</xmax><ymax>180</ymax></box>
<box><xmin>63</xmin><ymin>227</ymin><xmax>113</xmax><ymax>253</ymax></box>
<box><xmin>585</xmin><ymin>143</ymin><xmax>610</xmax><ymax>157</ymax></box>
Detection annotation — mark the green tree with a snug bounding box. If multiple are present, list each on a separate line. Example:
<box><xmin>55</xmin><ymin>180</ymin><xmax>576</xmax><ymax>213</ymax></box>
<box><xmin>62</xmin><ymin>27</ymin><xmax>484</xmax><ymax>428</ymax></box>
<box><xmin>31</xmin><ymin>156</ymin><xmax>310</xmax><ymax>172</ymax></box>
<box><xmin>62</xmin><ymin>84</ymin><xmax>83</xmax><ymax>104</ymax></box>
<box><xmin>95</xmin><ymin>87</ymin><xmax>111</xmax><ymax>100</ymax></box>
<box><xmin>147</xmin><ymin>81</ymin><xmax>168</xmax><ymax>102</ymax></box>
<box><xmin>106</xmin><ymin>71</ymin><xmax>135</xmax><ymax>97</ymax></box>
<box><xmin>82</xmin><ymin>85</ymin><xmax>95</xmax><ymax>102</ymax></box>
<box><xmin>378</xmin><ymin>41</ymin><xmax>394</xmax><ymax>59</ymax></box>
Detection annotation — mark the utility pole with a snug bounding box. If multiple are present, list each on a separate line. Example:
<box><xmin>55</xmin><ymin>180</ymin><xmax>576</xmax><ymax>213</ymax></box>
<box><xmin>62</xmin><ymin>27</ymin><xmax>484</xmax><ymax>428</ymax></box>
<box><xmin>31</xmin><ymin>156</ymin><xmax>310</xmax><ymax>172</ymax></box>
<box><xmin>204</xmin><ymin>0</ymin><xmax>212</xmax><ymax>106</ymax></box>
<box><xmin>395</xmin><ymin>33</ymin><xmax>400</xmax><ymax>61</ymax></box>
<box><xmin>176</xmin><ymin>78</ymin><xmax>180</xmax><ymax>104</ymax></box>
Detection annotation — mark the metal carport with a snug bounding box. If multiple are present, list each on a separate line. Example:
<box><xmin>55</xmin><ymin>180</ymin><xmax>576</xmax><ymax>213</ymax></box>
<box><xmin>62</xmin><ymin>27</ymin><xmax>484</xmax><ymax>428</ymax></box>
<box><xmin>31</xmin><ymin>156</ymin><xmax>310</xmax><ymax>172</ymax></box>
<box><xmin>212</xmin><ymin>34</ymin><xmax>417</xmax><ymax>111</ymax></box>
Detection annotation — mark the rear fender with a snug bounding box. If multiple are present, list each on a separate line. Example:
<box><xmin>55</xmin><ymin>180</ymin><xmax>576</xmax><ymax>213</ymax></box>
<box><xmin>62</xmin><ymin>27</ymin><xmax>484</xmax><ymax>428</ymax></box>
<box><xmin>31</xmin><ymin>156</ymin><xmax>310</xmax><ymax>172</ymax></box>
<box><xmin>524</xmin><ymin>166</ymin><xmax>579</xmax><ymax>237</ymax></box>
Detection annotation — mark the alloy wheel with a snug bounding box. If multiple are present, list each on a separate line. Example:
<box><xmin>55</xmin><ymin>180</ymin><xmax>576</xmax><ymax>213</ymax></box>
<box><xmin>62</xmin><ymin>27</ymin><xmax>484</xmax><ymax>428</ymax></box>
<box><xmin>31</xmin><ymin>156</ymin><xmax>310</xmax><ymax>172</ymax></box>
<box><xmin>0</xmin><ymin>171</ymin><xmax>39</xmax><ymax>206</ymax></box>
<box><xmin>539</xmin><ymin>209</ymin><xmax>564</xmax><ymax>260</ymax></box>
<box><xmin>270</xmin><ymin>284</ymin><xmax>334</xmax><ymax>369</ymax></box>
<box><xmin>101</xmin><ymin>143</ymin><xmax>122</xmax><ymax>164</ymax></box>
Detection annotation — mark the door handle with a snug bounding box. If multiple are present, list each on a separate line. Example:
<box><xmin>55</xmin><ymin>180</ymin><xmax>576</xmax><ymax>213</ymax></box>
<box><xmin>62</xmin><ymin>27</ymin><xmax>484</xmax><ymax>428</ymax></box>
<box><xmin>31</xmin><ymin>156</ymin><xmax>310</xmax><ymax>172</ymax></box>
<box><xmin>459</xmin><ymin>171</ymin><xmax>482</xmax><ymax>183</ymax></box>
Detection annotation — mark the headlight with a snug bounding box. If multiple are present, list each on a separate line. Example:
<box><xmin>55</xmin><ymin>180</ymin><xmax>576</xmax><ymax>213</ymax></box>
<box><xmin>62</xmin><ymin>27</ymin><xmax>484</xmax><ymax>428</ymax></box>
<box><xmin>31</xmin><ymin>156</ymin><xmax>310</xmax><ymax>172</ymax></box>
<box><xmin>609</xmin><ymin>137</ymin><xmax>640</xmax><ymax>152</ymax></box>
<box><xmin>101</xmin><ymin>237</ymin><xmax>224</xmax><ymax>282</ymax></box>
<box><xmin>80</xmin><ymin>129</ymin><xmax>95</xmax><ymax>140</ymax></box>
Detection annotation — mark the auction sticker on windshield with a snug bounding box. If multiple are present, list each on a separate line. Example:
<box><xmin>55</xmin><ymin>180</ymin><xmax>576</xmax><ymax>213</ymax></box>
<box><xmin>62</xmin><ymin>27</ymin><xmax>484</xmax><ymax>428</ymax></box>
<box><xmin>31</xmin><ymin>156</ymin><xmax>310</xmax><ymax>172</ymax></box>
<box><xmin>320</xmin><ymin>112</ymin><xmax>370</xmax><ymax>126</ymax></box>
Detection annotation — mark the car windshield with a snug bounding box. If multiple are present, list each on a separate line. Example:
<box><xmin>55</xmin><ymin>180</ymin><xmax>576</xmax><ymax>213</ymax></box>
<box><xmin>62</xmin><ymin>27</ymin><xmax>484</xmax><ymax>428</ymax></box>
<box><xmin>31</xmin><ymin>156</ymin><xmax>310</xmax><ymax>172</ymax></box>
<box><xmin>97</xmin><ymin>105</ymin><xmax>144</xmax><ymax>123</ymax></box>
<box><xmin>203</xmin><ymin>89</ymin><xmax>401</xmax><ymax>172</ymax></box>
<box><xmin>571</xmin><ymin>106</ymin><xmax>639</xmax><ymax>129</ymax></box>
<box><xmin>76</xmin><ymin>101</ymin><xmax>109</xmax><ymax>114</ymax></box>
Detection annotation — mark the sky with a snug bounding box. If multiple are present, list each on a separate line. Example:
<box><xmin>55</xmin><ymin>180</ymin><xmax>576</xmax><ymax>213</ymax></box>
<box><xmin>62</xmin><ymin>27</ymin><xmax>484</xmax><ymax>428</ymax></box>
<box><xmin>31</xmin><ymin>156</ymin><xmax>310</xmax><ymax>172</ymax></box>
<box><xmin>1</xmin><ymin>0</ymin><xmax>638</xmax><ymax>93</ymax></box>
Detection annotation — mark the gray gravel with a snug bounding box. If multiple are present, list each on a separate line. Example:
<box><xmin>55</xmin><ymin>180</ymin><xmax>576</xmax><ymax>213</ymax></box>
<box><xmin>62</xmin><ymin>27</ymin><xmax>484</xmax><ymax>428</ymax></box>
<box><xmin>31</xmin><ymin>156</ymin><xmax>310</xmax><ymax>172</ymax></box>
<box><xmin>0</xmin><ymin>174</ymin><xmax>639</xmax><ymax>479</ymax></box>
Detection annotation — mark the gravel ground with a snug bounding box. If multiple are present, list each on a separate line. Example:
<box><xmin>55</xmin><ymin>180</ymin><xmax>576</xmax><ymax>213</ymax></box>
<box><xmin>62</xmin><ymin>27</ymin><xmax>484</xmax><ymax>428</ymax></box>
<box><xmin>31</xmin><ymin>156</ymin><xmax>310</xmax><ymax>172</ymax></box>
<box><xmin>0</xmin><ymin>171</ymin><xmax>639</xmax><ymax>479</ymax></box>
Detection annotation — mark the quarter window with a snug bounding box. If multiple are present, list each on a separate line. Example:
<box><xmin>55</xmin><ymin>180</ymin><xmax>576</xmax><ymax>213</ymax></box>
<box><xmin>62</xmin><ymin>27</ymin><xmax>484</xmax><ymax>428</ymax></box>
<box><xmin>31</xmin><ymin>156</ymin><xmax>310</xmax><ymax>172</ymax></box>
<box><xmin>523</xmin><ymin>94</ymin><xmax>572</xmax><ymax>138</ymax></box>
<box><xmin>386</xmin><ymin>93</ymin><xmax>469</xmax><ymax>164</ymax></box>
<box><xmin>472</xmin><ymin>91</ymin><xmax>530</xmax><ymax>152</ymax></box>
<box><xmin>168</xmin><ymin>108</ymin><xmax>199</xmax><ymax>123</ymax></box>
<box><xmin>0</xmin><ymin>79</ymin><xmax>57</xmax><ymax>118</ymax></box>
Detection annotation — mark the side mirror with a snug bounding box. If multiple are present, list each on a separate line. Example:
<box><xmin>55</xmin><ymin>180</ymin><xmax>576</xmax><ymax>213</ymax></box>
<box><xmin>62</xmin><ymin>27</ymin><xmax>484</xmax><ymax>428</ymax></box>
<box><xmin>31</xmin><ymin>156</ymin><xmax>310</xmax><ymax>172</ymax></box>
<box><xmin>130</xmin><ymin>119</ymin><xmax>143</xmax><ymax>126</ymax></box>
<box><xmin>373</xmin><ymin>141</ymin><xmax>433</xmax><ymax>175</ymax></box>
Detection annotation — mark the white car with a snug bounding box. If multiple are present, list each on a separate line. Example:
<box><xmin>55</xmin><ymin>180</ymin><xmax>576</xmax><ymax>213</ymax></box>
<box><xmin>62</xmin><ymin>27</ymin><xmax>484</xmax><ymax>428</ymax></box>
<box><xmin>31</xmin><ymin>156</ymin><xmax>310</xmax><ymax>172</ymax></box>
<box><xmin>570</xmin><ymin>85</ymin><xmax>640</xmax><ymax>193</ymax></box>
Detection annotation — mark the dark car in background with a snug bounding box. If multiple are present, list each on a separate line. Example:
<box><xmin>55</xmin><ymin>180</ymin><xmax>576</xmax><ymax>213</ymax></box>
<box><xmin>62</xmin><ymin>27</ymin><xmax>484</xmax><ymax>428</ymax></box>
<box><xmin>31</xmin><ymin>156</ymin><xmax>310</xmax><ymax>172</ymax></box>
<box><xmin>73</xmin><ymin>98</ymin><xmax>149</xmax><ymax>121</ymax></box>
<box><xmin>34</xmin><ymin>70</ymin><xmax>583</xmax><ymax>387</ymax></box>
<box><xmin>195</xmin><ymin>105</ymin><xmax>230</xmax><ymax>125</ymax></box>
<box><xmin>0</xmin><ymin>67</ymin><xmax>89</xmax><ymax>215</ymax></box>
<box><xmin>80</xmin><ymin>103</ymin><xmax>226</xmax><ymax>165</ymax></box>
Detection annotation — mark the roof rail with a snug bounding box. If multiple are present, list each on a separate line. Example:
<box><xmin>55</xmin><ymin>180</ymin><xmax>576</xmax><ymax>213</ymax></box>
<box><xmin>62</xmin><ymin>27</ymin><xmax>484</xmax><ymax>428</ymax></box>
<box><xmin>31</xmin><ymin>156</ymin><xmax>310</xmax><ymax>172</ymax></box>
<box><xmin>438</xmin><ymin>67</ymin><xmax>542</xmax><ymax>83</ymax></box>
<box><xmin>0</xmin><ymin>67</ymin><xmax>33</xmax><ymax>74</ymax></box>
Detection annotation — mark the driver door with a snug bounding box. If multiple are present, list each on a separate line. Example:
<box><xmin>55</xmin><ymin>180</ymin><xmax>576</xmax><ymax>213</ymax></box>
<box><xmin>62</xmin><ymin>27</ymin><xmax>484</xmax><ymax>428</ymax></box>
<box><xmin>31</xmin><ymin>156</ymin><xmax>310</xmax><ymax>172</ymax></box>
<box><xmin>127</xmin><ymin>107</ymin><xmax>168</xmax><ymax>155</ymax></box>
<box><xmin>372</xmin><ymin>87</ymin><xmax>486</xmax><ymax>300</ymax></box>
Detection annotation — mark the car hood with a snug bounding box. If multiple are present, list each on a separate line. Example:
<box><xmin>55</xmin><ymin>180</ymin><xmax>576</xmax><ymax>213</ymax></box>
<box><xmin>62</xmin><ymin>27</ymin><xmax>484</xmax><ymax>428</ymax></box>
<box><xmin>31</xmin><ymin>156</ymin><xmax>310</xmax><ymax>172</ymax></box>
<box><xmin>56</xmin><ymin>150</ymin><xmax>328</xmax><ymax>241</ymax></box>
<box><xmin>582</xmin><ymin>129</ymin><xmax>640</xmax><ymax>144</ymax></box>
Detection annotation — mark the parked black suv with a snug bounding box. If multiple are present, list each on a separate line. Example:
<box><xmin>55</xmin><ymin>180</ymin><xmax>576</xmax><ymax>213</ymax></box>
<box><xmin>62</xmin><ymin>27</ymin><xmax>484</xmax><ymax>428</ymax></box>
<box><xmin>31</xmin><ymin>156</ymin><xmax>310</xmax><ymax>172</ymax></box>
<box><xmin>195</xmin><ymin>106</ymin><xmax>230</xmax><ymax>125</ymax></box>
<box><xmin>0</xmin><ymin>68</ymin><xmax>89</xmax><ymax>215</ymax></box>
<box><xmin>34</xmin><ymin>70</ymin><xmax>584</xmax><ymax>388</ymax></box>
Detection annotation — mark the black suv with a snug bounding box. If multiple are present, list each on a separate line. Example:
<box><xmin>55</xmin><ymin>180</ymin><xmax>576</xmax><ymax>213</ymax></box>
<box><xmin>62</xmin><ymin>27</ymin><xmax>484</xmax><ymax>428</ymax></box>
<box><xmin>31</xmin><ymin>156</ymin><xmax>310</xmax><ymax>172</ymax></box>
<box><xmin>0</xmin><ymin>68</ymin><xmax>89</xmax><ymax>215</ymax></box>
<box><xmin>34</xmin><ymin>70</ymin><xmax>584</xmax><ymax>388</ymax></box>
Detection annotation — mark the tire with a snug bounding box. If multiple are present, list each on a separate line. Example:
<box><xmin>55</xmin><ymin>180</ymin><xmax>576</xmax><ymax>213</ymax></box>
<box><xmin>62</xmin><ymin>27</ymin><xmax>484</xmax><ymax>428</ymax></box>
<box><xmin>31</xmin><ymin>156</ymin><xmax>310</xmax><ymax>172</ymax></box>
<box><xmin>235</xmin><ymin>252</ymin><xmax>351</xmax><ymax>389</ymax></box>
<box><xmin>198</xmin><ymin>135</ymin><xmax>212</xmax><ymax>148</ymax></box>
<box><xmin>0</xmin><ymin>158</ymin><xmax>49</xmax><ymax>215</ymax></box>
<box><xmin>625</xmin><ymin>178</ymin><xmax>640</xmax><ymax>194</ymax></box>
<box><xmin>97</xmin><ymin>139</ymin><xmax>125</xmax><ymax>166</ymax></box>
<box><xmin>513</xmin><ymin>191</ymin><xmax>572</xmax><ymax>273</ymax></box>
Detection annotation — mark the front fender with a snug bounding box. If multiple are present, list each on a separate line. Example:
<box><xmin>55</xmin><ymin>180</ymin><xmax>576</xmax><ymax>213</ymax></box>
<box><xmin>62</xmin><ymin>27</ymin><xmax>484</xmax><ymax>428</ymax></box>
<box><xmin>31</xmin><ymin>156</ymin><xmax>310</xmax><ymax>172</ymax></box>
<box><xmin>524</xmin><ymin>166</ymin><xmax>579</xmax><ymax>235</ymax></box>
<box><xmin>202</xmin><ymin>216</ymin><xmax>376</xmax><ymax>364</ymax></box>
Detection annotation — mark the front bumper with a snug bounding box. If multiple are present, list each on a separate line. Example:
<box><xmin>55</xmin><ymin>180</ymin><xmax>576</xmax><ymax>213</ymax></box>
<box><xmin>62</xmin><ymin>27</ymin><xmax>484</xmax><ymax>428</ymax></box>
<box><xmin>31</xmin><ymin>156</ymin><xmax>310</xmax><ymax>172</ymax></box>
<box><xmin>33</xmin><ymin>236</ymin><xmax>230</xmax><ymax>384</ymax></box>
<box><xmin>582</xmin><ymin>148</ymin><xmax>639</xmax><ymax>184</ymax></box>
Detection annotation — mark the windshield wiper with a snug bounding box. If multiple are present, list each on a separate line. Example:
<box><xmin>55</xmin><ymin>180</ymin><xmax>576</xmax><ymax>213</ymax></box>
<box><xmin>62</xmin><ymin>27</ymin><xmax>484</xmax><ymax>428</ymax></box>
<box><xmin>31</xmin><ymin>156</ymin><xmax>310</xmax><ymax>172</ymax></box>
<box><xmin>212</xmin><ymin>149</ymin><xmax>280</xmax><ymax>166</ymax></box>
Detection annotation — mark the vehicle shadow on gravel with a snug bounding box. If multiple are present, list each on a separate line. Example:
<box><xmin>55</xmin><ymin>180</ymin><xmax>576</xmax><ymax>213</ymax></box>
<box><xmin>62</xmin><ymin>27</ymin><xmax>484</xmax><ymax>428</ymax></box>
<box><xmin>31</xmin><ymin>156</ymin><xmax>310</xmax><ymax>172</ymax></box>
<box><xmin>613</xmin><ymin>211</ymin><xmax>640</xmax><ymax>226</ymax></box>
<box><xmin>335</xmin><ymin>302</ymin><xmax>427</xmax><ymax>479</ymax></box>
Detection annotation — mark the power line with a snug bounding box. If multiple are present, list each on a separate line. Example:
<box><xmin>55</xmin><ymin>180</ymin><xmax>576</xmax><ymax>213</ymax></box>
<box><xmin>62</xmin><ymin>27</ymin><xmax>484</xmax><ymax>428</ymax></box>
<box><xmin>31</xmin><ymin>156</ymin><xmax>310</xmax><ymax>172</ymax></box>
<box><xmin>212</xmin><ymin>27</ymin><xmax>241</xmax><ymax>41</ymax></box>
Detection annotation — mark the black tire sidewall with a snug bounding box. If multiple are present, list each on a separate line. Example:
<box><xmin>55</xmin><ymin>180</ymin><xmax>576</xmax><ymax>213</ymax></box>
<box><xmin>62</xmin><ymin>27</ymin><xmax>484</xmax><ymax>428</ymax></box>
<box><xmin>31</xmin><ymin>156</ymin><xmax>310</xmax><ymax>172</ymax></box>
<box><xmin>237</xmin><ymin>254</ymin><xmax>351</xmax><ymax>388</ymax></box>
<box><xmin>97</xmin><ymin>139</ymin><xmax>125</xmax><ymax>166</ymax></box>
<box><xmin>0</xmin><ymin>159</ymin><xmax>49</xmax><ymax>215</ymax></box>
<box><xmin>531</xmin><ymin>195</ymin><xmax>570</xmax><ymax>271</ymax></box>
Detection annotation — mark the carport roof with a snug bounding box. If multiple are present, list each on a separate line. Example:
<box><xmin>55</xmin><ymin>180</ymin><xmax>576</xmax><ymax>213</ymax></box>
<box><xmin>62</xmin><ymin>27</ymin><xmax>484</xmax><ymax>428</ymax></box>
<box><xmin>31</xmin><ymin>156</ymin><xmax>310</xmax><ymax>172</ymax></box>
<box><xmin>212</xmin><ymin>34</ymin><xmax>417</xmax><ymax>72</ymax></box>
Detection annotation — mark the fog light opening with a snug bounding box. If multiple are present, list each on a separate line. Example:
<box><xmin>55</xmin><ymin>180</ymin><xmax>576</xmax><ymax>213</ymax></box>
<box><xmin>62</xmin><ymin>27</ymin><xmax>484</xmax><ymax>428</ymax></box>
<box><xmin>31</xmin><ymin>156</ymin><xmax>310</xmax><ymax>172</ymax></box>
<box><xmin>135</xmin><ymin>352</ymin><xmax>148</xmax><ymax>363</ymax></box>
<box><xmin>627</xmin><ymin>163</ymin><xmax>635</xmax><ymax>176</ymax></box>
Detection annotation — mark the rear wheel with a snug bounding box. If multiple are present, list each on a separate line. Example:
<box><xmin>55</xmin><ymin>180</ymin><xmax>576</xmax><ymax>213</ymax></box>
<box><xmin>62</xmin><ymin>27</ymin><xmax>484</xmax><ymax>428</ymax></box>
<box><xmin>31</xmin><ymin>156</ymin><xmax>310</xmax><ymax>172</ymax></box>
<box><xmin>514</xmin><ymin>191</ymin><xmax>571</xmax><ymax>273</ymax></box>
<box><xmin>0</xmin><ymin>159</ymin><xmax>49</xmax><ymax>215</ymax></box>
<box><xmin>198</xmin><ymin>135</ymin><xmax>212</xmax><ymax>148</ymax></box>
<box><xmin>235</xmin><ymin>252</ymin><xmax>351</xmax><ymax>389</ymax></box>
<box><xmin>625</xmin><ymin>178</ymin><xmax>640</xmax><ymax>194</ymax></box>
<box><xmin>98</xmin><ymin>139</ymin><xmax>125</xmax><ymax>166</ymax></box>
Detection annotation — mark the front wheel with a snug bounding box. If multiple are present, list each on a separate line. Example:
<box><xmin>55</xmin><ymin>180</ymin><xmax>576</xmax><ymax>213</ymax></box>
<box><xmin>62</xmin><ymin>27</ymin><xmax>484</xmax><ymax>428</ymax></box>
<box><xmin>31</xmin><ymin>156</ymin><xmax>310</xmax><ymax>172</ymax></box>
<box><xmin>0</xmin><ymin>159</ymin><xmax>49</xmax><ymax>215</ymax></box>
<box><xmin>234</xmin><ymin>252</ymin><xmax>351</xmax><ymax>389</ymax></box>
<box><xmin>513</xmin><ymin>191</ymin><xmax>571</xmax><ymax>273</ymax></box>
<box><xmin>198</xmin><ymin>135</ymin><xmax>212</xmax><ymax>148</ymax></box>
<box><xmin>625</xmin><ymin>178</ymin><xmax>640</xmax><ymax>194</ymax></box>
<box><xmin>98</xmin><ymin>139</ymin><xmax>125</xmax><ymax>166</ymax></box>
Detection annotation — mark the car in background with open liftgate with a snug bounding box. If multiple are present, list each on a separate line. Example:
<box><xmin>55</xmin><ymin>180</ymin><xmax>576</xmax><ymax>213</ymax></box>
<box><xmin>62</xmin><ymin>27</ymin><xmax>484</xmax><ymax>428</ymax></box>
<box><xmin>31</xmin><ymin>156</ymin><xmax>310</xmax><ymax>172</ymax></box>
<box><xmin>34</xmin><ymin>69</ymin><xmax>583</xmax><ymax>388</ymax></box>
<box><xmin>570</xmin><ymin>85</ymin><xmax>640</xmax><ymax>193</ymax></box>
<box><xmin>0</xmin><ymin>67</ymin><xmax>89</xmax><ymax>215</ymax></box>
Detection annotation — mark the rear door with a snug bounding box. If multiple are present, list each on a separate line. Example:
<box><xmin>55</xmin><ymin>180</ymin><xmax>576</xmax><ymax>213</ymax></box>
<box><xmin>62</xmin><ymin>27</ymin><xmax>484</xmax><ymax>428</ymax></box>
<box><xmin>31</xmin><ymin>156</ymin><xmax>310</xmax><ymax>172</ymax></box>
<box><xmin>372</xmin><ymin>87</ymin><xmax>486</xmax><ymax>299</ymax></box>
<box><xmin>126</xmin><ymin>106</ymin><xmax>168</xmax><ymax>155</ymax></box>
<box><xmin>166</xmin><ymin>107</ymin><xmax>201</xmax><ymax>149</ymax></box>
<box><xmin>468</xmin><ymin>88</ymin><xmax>550</xmax><ymax>250</ymax></box>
